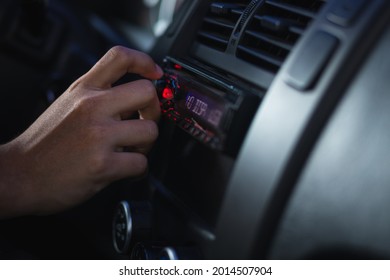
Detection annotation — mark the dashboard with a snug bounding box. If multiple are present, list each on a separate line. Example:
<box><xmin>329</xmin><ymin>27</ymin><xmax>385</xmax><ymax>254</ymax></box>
<box><xmin>1</xmin><ymin>0</ymin><xmax>390</xmax><ymax>259</ymax></box>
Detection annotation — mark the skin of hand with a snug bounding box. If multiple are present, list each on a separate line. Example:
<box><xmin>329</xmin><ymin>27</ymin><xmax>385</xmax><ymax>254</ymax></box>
<box><xmin>0</xmin><ymin>46</ymin><xmax>163</xmax><ymax>219</ymax></box>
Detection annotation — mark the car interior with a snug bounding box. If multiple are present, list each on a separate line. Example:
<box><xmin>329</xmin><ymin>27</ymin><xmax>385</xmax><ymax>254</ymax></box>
<box><xmin>1</xmin><ymin>0</ymin><xmax>390</xmax><ymax>260</ymax></box>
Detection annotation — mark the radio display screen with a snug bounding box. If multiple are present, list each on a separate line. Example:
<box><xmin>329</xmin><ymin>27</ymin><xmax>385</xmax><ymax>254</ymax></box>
<box><xmin>177</xmin><ymin>90</ymin><xmax>227</xmax><ymax>130</ymax></box>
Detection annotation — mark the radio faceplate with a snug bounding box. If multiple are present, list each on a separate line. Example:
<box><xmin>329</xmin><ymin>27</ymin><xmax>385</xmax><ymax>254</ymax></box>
<box><xmin>150</xmin><ymin>57</ymin><xmax>262</xmax><ymax>228</ymax></box>
<box><xmin>156</xmin><ymin>57</ymin><xmax>260</xmax><ymax>156</ymax></box>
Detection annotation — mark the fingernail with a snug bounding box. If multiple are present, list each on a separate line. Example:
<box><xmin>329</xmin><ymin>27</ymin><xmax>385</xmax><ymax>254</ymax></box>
<box><xmin>155</xmin><ymin>64</ymin><xmax>163</xmax><ymax>77</ymax></box>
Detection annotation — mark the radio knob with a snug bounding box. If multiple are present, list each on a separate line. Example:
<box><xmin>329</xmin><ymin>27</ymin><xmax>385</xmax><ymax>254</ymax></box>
<box><xmin>155</xmin><ymin>79</ymin><xmax>167</xmax><ymax>93</ymax></box>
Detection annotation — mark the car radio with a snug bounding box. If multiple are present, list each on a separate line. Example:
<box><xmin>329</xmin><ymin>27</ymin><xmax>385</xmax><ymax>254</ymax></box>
<box><xmin>155</xmin><ymin>57</ymin><xmax>260</xmax><ymax>156</ymax></box>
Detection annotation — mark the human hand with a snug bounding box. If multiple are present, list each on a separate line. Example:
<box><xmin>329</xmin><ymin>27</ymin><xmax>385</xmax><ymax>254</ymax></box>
<box><xmin>0</xmin><ymin>46</ymin><xmax>163</xmax><ymax>218</ymax></box>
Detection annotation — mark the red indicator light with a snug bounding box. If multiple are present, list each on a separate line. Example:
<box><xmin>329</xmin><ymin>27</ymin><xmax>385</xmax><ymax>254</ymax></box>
<box><xmin>174</xmin><ymin>64</ymin><xmax>182</xmax><ymax>70</ymax></box>
<box><xmin>162</xmin><ymin>87</ymin><xmax>174</xmax><ymax>100</ymax></box>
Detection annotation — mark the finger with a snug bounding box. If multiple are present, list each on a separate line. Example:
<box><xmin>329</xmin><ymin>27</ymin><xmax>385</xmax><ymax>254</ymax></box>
<box><xmin>82</xmin><ymin>46</ymin><xmax>163</xmax><ymax>89</ymax></box>
<box><xmin>106</xmin><ymin>152</ymin><xmax>148</xmax><ymax>181</ymax></box>
<box><xmin>103</xmin><ymin>80</ymin><xmax>160</xmax><ymax>122</ymax></box>
<box><xmin>111</xmin><ymin>119</ymin><xmax>158</xmax><ymax>149</ymax></box>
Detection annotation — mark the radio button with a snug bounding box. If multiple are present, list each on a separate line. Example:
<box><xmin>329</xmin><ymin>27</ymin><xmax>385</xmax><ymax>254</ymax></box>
<box><xmin>162</xmin><ymin>87</ymin><xmax>174</xmax><ymax>100</ymax></box>
<box><xmin>181</xmin><ymin>121</ymin><xmax>191</xmax><ymax>130</ymax></box>
<box><xmin>198</xmin><ymin>133</ymin><xmax>206</xmax><ymax>142</ymax></box>
<box><xmin>192</xmin><ymin>129</ymin><xmax>201</xmax><ymax>137</ymax></box>
<box><xmin>171</xmin><ymin>112</ymin><xmax>181</xmax><ymax>122</ymax></box>
<box><xmin>161</xmin><ymin>100</ymin><xmax>174</xmax><ymax>110</ymax></box>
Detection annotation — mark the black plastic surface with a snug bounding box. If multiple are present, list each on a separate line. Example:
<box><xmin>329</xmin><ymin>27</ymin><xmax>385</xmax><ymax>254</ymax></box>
<box><xmin>269</xmin><ymin>23</ymin><xmax>390</xmax><ymax>259</ymax></box>
<box><xmin>286</xmin><ymin>31</ymin><xmax>339</xmax><ymax>91</ymax></box>
<box><xmin>209</xmin><ymin>0</ymin><xmax>389</xmax><ymax>259</ymax></box>
<box><xmin>327</xmin><ymin>0</ymin><xmax>367</xmax><ymax>27</ymax></box>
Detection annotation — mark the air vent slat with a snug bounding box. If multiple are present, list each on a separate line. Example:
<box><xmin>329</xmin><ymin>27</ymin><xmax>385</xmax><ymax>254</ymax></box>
<box><xmin>289</xmin><ymin>26</ymin><xmax>304</xmax><ymax>35</ymax></box>
<box><xmin>265</xmin><ymin>0</ymin><xmax>316</xmax><ymax>19</ymax></box>
<box><xmin>245</xmin><ymin>30</ymin><xmax>293</xmax><ymax>51</ymax></box>
<box><xmin>198</xmin><ymin>31</ymin><xmax>230</xmax><ymax>45</ymax></box>
<box><xmin>196</xmin><ymin>0</ymin><xmax>250</xmax><ymax>52</ymax></box>
<box><xmin>253</xmin><ymin>14</ymin><xmax>305</xmax><ymax>33</ymax></box>
<box><xmin>231</xmin><ymin>8</ymin><xmax>245</xmax><ymax>15</ymax></box>
<box><xmin>204</xmin><ymin>17</ymin><xmax>236</xmax><ymax>29</ymax></box>
<box><xmin>195</xmin><ymin>0</ymin><xmax>326</xmax><ymax>76</ymax></box>
<box><xmin>211</xmin><ymin>2</ymin><xmax>242</xmax><ymax>15</ymax></box>
<box><xmin>237</xmin><ymin>0</ymin><xmax>326</xmax><ymax>73</ymax></box>
<box><xmin>238</xmin><ymin>45</ymin><xmax>283</xmax><ymax>67</ymax></box>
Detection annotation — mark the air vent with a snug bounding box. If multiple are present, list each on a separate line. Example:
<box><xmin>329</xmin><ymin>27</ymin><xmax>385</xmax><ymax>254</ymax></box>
<box><xmin>197</xmin><ymin>1</ymin><xmax>249</xmax><ymax>52</ymax></box>
<box><xmin>237</xmin><ymin>0</ymin><xmax>325</xmax><ymax>73</ymax></box>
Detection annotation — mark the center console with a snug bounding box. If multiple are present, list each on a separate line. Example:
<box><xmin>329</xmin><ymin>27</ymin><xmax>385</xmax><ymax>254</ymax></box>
<box><xmin>111</xmin><ymin>0</ymin><xmax>390</xmax><ymax>260</ymax></box>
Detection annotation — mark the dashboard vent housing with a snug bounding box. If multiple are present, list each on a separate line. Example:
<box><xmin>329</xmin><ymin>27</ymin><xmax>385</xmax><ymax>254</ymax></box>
<box><xmin>237</xmin><ymin>0</ymin><xmax>325</xmax><ymax>73</ymax></box>
<box><xmin>197</xmin><ymin>1</ymin><xmax>250</xmax><ymax>52</ymax></box>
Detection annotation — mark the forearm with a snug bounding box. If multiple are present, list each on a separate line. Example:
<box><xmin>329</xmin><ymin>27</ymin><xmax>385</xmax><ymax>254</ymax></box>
<box><xmin>0</xmin><ymin>141</ymin><xmax>27</xmax><ymax>219</ymax></box>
